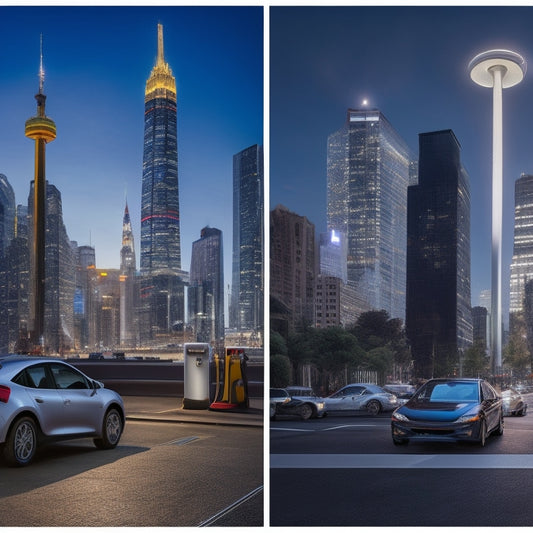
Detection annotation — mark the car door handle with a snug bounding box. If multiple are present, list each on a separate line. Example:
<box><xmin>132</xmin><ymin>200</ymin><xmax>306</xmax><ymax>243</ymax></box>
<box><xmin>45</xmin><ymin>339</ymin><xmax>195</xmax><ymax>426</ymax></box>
<box><xmin>35</xmin><ymin>398</ymin><xmax>44</xmax><ymax>403</ymax></box>
<box><xmin>64</xmin><ymin>399</ymin><xmax>71</xmax><ymax>406</ymax></box>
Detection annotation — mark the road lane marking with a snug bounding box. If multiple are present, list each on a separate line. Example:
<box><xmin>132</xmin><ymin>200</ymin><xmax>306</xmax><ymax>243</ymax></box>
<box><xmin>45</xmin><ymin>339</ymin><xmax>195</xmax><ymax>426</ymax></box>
<box><xmin>197</xmin><ymin>485</ymin><xmax>263</xmax><ymax>527</ymax></box>
<box><xmin>270</xmin><ymin>454</ymin><xmax>533</xmax><ymax>469</ymax></box>
<box><xmin>271</xmin><ymin>425</ymin><xmax>380</xmax><ymax>433</ymax></box>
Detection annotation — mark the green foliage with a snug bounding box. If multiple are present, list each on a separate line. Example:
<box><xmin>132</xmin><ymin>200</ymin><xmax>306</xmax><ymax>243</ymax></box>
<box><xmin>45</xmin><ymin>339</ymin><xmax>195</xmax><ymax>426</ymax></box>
<box><xmin>462</xmin><ymin>341</ymin><xmax>489</xmax><ymax>377</ymax></box>
<box><xmin>270</xmin><ymin>353</ymin><xmax>291</xmax><ymax>388</ymax></box>
<box><xmin>270</xmin><ymin>330</ymin><xmax>288</xmax><ymax>357</ymax></box>
<box><xmin>504</xmin><ymin>328</ymin><xmax>531</xmax><ymax>378</ymax></box>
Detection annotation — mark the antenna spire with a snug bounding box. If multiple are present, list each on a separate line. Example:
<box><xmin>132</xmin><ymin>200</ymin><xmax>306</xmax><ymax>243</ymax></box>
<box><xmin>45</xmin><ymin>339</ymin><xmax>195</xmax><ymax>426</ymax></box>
<box><xmin>157</xmin><ymin>23</ymin><xmax>164</xmax><ymax>66</ymax></box>
<box><xmin>39</xmin><ymin>33</ymin><xmax>44</xmax><ymax>94</ymax></box>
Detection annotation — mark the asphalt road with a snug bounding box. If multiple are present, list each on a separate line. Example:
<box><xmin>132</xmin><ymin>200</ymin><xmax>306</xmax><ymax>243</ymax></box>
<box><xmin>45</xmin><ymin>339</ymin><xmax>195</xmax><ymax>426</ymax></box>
<box><xmin>270</xmin><ymin>393</ymin><xmax>533</xmax><ymax>527</ymax></box>
<box><xmin>0</xmin><ymin>418</ymin><xmax>263</xmax><ymax>527</ymax></box>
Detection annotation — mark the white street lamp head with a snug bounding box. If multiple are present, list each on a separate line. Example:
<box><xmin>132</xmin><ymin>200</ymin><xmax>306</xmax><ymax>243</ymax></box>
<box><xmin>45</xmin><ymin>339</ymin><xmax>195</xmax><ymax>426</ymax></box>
<box><xmin>469</xmin><ymin>49</ymin><xmax>526</xmax><ymax>88</ymax></box>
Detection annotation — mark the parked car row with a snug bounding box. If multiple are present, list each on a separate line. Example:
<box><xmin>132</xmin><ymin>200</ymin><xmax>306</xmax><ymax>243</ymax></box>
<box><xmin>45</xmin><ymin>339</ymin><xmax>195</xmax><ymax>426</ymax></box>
<box><xmin>272</xmin><ymin>378</ymin><xmax>529</xmax><ymax>449</ymax></box>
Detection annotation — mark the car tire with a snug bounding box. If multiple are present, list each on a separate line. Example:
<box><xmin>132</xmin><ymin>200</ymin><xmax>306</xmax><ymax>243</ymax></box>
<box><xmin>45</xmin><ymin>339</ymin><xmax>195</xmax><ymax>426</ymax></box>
<box><xmin>495</xmin><ymin>414</ymin><xmax>504</xmax><ymax>436</ymax></box>
<box><xmin>366</xmin><ymin>400</ymin><xmax>381</xmax><ymax>416</ymax></box>
<box><xmin>94</xmin><ymin>408</ymin><xmax>123</xmax><ymax>449</ymax></box>
<box><xmin>4</xmin><ymin>416</ymin><xmax>38</xmax><ymax>467</ymax></box>
<box><xmin>392</xmin><ymin>437</ymin><xmax>408</xmax><ymax>446</ymax></box>
<box><xmin>299</xmin><ymin>404</ymin><xmax>313</xmax><ymax>420</ymax></box>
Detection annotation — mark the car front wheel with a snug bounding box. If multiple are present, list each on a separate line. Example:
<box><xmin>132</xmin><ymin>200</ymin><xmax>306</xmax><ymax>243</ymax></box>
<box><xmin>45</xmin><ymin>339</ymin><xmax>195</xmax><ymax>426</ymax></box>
<box><xmin>94</xmin><ymin>408</ymin><xmax>123</xmax><ymax>449</ymax></box>
<box><xmin>4</xmin><ymin>416</ymin><xmax>38</xmax><ymax>467</ymax></box>
<box><xmin>366</xmin><ymin>400</ymin><xmax>381</xmax><ymax>416</ymax></box>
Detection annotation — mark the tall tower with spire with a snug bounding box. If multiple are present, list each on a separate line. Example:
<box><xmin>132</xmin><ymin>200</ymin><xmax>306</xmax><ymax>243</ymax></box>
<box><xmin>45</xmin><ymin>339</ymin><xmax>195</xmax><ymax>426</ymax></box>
<box><xmin>139</xmin><ymin>24</ymin><xmax>186</xmax><ymax>344</ymax></box>
<box><xmin>25</xmin><ymin>35</ymin><xmax>56</xmax><ymax>348</ymax></box>
<box><xmin>120</xmin><ymin>202</ymin><xmax>137</xmax><ymax>346</ymax></box>
<box><xmin>141</xmin><ymin>23</ymin><xmax>180</xmax><ymax>274</ymax></box>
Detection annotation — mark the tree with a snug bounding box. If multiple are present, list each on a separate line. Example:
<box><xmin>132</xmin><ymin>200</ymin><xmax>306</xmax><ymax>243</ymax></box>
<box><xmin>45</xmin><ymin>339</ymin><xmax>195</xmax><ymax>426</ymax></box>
<box><xmin>504</xmin><ymin>328</ymin><xmax>531</xmax><ymax>378</ymax></box>
<box><xmin>270</xmin><ymin>354</ymin><xmax>291</xmax><ymax>388</ymax></box>
<box><xmin>462</xmin><ymin>340</ymin><xmax>489</xmax><ymax>377</ymax></box>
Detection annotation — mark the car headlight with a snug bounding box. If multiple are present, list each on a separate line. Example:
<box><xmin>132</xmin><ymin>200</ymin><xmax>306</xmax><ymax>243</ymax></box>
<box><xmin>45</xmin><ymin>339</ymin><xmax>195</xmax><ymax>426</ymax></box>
<box><xmin>392</xmin><ymin>411</ymin><xmax>410</xmax><ymax>422</ymax></box>
<box><xmin>456</xmin><ymin>407</ymin><xmax>481</xmax><ymax>424</ymax></box>
<box><xmin>317</xmin><ymin>402</ymin><xmax>325</xmax><ymax>410</ymax></box>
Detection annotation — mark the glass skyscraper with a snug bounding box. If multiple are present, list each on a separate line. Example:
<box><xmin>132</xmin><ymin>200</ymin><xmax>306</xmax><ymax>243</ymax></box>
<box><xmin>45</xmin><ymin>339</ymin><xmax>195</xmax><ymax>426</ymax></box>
<box><xmin>406</xmin><ymin>130</ymin><xmax>472</xmax><ymax>378</ymax></box>
<box><xmin>510</xmin><ymin>174</ymin><xmax>533</xmax><ymax>322</ymax></box>
<box><xmin>231</xmin><ymin>144</ymin><xmax>264</xmax><ymax>333</ymax></box>
<box><xmin>327</xmin><ymin>108</ymin><xmax>413</xmax><ymax>320</ymax></box>
<box><xmin>141</xmin><ymin>23</ymin><xmax>180</xmax><ymax>275</ymax></box>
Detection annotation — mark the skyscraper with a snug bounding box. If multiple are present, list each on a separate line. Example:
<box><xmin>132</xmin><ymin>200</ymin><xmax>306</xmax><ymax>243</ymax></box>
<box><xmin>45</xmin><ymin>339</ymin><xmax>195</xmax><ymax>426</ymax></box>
<box><xmin>270</xmin><ymin>205</ymin><xmax>316</xmax><ymax>333</ymax></box>
<box><xmin>139</xmin><ymin>24</ymin><xmax>186</xmax><ymax>344</ymax></box>
<box><xmin>189</xmin><ymin>227</ymin><xmax>224</xmax><ymax>344</ymax></box>
<box><xmin>327</xmin><ymin>108</ymin><xmax>413</xmax><ymax>321</ymax></box>
<box><xmin>406</xmin><ymin>130</ymin><xmax>472</xmax><ymax>379</ymax></box>
<box><xmin>120</xmin><ymin>202</ymin><xmax>137</xmax><ymax>346</ymax></box>
<box><xmin>231</xmin><ymin>144</ymin><xmax>264</xmax><ymax>333</ymax></box>
<box><xmin>509</xmin><ymin>174</ymin><xmax>533</xmax><ymax>326</ymax></box>
<box><xmin>141</xmin><ymin>23</ymin><xmax>180</xmax><ymax>274</ymax></box>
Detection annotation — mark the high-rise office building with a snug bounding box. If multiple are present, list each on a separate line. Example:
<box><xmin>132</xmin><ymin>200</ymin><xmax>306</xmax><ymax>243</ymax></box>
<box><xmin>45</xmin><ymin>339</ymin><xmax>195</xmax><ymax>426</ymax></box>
<box><xmin>189</xmin><ymin>227</ymin><xmax>225</xmax><ymax>344</ymax></box>
<box><xmin>270</xmin><ymin>205</ymin><xmax>316</xmax><ymax>332</ymax></box>
<box><xmin>327</xmin><ymin>108</ymin><xmax>413</xmax><ymax>321</ymax></box>
<box><xmin>406</xmin><ymin>130</ymin><xmax>472</xmax><ymax>378</ymax></box>
<box><xmin>139</xmin><ymin>24</ymin><xmax>186</xmax><ymax>345</ymax></box>
<box><xmin>120</xmin><ymin>202</ymin><xmax>137</xmax><ymax>346</ymax></box>
<box><xmin>73</xmin><ymin>244</ymin><xmax>95</xmax><ymax>350</ymax></box>
<box><xmin>141</xmin><ymin>23</ymin><xmax>180</xmax><ymax>275</ymax></box>
<box><xmin>319</xmin><ymin>230</ymin><xmax>347</xmax><ymax>283</ymax></box>
<box><xmin>230</xmin><ymin>144</ymin><xmax>264</xmax><ymax>333</ymax></box>
<box><xmin>509</xmin><ymin>174</ymin><xmax>533</xmax><ymax>327</ymax></box>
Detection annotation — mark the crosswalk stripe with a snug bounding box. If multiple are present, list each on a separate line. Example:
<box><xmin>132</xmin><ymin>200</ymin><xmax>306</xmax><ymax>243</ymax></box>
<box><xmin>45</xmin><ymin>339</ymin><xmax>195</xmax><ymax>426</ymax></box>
<box><xmin>270</xmin><ymin>453</ymin><xmax>533</xmax><ymax>469</ymax></box>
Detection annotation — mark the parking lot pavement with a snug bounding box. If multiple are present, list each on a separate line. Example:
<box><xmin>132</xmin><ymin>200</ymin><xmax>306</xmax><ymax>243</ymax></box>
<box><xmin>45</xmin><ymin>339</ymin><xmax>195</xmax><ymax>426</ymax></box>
<box><xmin>123</xmin><ymin>396</ymin><xmax>264</xmax><ymax>427</ymax></box>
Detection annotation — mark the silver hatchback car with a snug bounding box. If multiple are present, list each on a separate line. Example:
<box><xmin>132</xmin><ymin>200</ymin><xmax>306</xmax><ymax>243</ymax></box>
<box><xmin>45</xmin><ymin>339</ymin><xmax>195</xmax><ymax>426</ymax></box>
<box><xmin>0</xmin><ymin>355</ymin><xmax>125</xmax><ymax>466</ymax></box>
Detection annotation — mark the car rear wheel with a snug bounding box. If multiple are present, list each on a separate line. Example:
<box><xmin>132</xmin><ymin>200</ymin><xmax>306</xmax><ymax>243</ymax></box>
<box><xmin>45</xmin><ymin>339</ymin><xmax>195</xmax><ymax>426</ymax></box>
<box><xmin>299</xmin><ymin>403</ymin><xmax>313</xmax><ymax>420</ymax></box>
<box><xmin>94</xmin><ymin>408</ymin><xmax>123</xmax><ymax>449</ymax></box>
<box><xmin>366</xmin><ymin>400</ymin><xmax>381</xmax><ymax>416</ymax></box>
<box><xmin>392</xmin><ymin>437</ymin><xmax>408</xmax><ymax>446</ymax></box>
<box><xmin>4</xmin><ymin>416</ymin><xmax>38</xmax><ymax>467</ymax></box>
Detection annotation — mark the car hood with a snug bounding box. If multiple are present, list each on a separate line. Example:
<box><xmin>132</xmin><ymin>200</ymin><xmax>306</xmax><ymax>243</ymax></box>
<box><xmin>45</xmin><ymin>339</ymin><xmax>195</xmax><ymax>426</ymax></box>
<box><xmin>399</xmin><ymin>400</ymin><xmax>477</xmax><ymax>422</ymax></box>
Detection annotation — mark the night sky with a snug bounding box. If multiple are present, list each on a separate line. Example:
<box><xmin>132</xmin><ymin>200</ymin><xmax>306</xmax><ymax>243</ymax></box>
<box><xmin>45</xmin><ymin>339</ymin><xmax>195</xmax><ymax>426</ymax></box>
<box><xmin>0</xmin><ymin>5</ymin><xmax>263</xmax><ymax>294</ymax></box>
<box><xmin>270</xmin><ymin>5</ymin><xmax>533</xmax><ymax>326</ymax></box>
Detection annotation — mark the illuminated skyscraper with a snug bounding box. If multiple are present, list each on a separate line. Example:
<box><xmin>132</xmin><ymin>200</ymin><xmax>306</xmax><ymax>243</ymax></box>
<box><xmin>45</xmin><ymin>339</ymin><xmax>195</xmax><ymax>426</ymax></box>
<box><xmin>327</xmin><ymin>108</ymin><xmax>413</xmax><ymax>321</ymax></box>
<box><xmin>230</xmin><ymin>144</ymin><xmax>264</xmax><ymax>333</ymax></box>
<box><xmin>141</xmin><ymin>23</ymin><xmax>180</xmax><ymax>274</ymax></box>
<box><xmin>120</xmin><ymin>202</ymin><xmax>137</xmax><ymax>346</ymax></box>
<box><xmin>510</xmin><ymin>174</ymin><xmax>533</xmax><ymax>323</ymax></box>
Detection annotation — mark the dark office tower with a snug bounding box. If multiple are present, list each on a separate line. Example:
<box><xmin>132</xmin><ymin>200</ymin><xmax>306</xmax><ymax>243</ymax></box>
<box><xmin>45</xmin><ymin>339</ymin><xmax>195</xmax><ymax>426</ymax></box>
<box><xmin>189</xmin><ymin>227</ymin><xmax>225</xmax><ymax>345</ymax></box>
<box><xmin>509</xmin><ymin>175</ymin><xmax>533</xmax><ymax>331</ymax></box>
<box><xmin>120</xmin><ymin>202</ymin><xmax>137</xmax><ymax>347</ymax></box>
<box><xmin>141</xmin><ymin>23</ymin><xmax>180</xmax><ymax>274</ymax></box>
<box><xmin>270</xmin><ymin>205</ymin><xmax>316</xmax><ymax>334</ymax></box>
<box><xmin>406</xmin><ymin>130</ymin><xmax>473</xmax><ymax>379</ymax></box>
<box><xmin>327</xmin><ymin>108</ymin><xmax>413</xmax><ymax>321</ymax></box>
<box><xmin>230</xmin><ymin>144</ymin><xmax>264</xmax><ymax>333</ymax></box>
<box><xmin>472</xmin><ymin>306</ymin><xmax>489</xmax><ymax>352</ymax></box>
<box><xmin>0</xmin><ymin>174</ymin><xmax>16</xmax><ymax>351</ymax></box>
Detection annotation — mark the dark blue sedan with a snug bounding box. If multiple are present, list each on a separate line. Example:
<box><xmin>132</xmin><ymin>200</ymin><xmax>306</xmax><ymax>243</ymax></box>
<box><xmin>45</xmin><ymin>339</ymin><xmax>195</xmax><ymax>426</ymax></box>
<box><xmin>391</xmin><ymin>378</ymin><xmax>504</xmax><ymax>447</ymax></box>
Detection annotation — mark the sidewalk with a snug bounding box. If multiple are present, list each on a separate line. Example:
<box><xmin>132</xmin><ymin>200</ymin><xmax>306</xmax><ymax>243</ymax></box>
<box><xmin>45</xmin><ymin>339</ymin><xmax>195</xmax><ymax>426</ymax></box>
<box><xmin>123</xmin><ymin>396</ymin><xmax>264</xmax><ymax>428</ymax></box>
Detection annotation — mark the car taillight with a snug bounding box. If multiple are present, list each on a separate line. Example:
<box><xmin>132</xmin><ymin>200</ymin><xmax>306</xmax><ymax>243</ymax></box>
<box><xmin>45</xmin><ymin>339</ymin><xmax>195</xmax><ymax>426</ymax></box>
<box><xmin>0</xmin><ymin>385</ymin><xmax>10</xmax><ymax>403</ymax></box>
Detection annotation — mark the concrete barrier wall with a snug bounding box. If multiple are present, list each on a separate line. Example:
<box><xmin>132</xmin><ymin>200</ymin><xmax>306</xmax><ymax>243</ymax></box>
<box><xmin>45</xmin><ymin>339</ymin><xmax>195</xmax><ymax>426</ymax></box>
<box><xmin>68</xmin><ymin>359</ymin><xmax>264</xmax><ymax>398</ymax></box>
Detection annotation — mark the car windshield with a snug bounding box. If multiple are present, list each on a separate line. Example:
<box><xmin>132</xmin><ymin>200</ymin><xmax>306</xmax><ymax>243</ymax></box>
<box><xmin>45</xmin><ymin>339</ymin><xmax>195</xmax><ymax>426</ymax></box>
<box><xmin>414</xmin><ymin>381</ymin><xmax>479</xmax><ymax>403</ymax></box>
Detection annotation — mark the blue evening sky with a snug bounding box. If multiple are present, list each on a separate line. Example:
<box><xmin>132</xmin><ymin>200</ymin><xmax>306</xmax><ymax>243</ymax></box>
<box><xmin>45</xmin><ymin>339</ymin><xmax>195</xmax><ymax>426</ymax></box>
<box><xmin>270</xmin><ymin>5</ymin><xmax>533</xmax><ymax>325</ymax></box>
<box><xmin>0</xmin><ymin>5</ymin><xmax>263</xmax><ymax>293</ymax></box>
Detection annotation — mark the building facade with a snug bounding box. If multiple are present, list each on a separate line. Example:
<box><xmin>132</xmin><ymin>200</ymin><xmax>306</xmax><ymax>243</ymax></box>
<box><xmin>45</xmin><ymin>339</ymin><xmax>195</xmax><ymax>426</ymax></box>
<box><xmin>230</xmin><ymin>144</ymin><xmax>264</xmax><ymax>335</ymax></box>
<box><xmin>189</xmin><ymin>227</ymin><xmax>225</xmax><ymax>345</ymax></box>
<box><xmin>509</xmin><ymin>174</ymin><xmax>533</xmax><ymax>329</ymax></box>
<box><xmin>327</xmin><ymin>108</ymin><xmax>413</xmax><ymax>321</ymax></box>
<box><xmin>406</xmin><ymin>130</ymin><xmax>473</xmax><ymax>379</ymax></box>
<box><xmin>120</xmin><ymin>202</ymin><xmax>137</xmax><ymax>347</ymax></box>
<box><xmin>270</xmin><ymin>205</ymin><xmax>316</xmax><ymax>332</ymax></box>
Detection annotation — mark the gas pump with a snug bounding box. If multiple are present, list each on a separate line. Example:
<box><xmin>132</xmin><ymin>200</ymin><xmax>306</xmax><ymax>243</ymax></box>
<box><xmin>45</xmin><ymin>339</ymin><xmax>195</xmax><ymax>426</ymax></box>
<box><xmin>209</xmin><ymin>347</ymin><xmax>249</xmax><ymax>410</ymax></box>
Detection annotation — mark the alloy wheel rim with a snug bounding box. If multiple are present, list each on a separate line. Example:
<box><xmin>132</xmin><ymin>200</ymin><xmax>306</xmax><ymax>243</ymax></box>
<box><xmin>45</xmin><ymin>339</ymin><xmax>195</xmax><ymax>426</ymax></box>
<box><xmin>106</xmin><ymin>412</ymin><xmax>121</xmax><ymax>444</ymax></box>
<box><xmin>15</xmin><ymin>422</ymin><xmax>35</xmax><ymax>461</ymax></box>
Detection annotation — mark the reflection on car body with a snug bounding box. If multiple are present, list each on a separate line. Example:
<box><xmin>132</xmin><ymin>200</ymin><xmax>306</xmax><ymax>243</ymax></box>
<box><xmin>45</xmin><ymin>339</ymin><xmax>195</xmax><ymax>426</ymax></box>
<box><xmin>391</xmin><ymin>377</ymin><xmax>503</xmax><ymax>447</ymax></box>
<box><xmin>324</xmin><ymin>383</ymin><xmax>398</xmax><ymax>416</ymax></box>
<box><xmin>270</xmin><ymin>388</ymin><xmax>319</xmax><ymax>420</ymax></box>
<box><xmin>0</xmin><ymin>355</ymin><xmax>125</xmax><ymax>466</ymax></box>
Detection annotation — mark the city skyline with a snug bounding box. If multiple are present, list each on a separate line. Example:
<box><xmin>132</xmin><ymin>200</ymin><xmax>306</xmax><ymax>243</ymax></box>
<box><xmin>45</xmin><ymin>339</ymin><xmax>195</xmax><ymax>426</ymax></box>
<box><xmin>0</xmin><ymin>6</ymin><xmax>263</xmax><ymax>295</ymax></box>
<box><xmin>271</xmin><ymin>6</ymin><xmax>533</xmax><ymax>325</ymax></box>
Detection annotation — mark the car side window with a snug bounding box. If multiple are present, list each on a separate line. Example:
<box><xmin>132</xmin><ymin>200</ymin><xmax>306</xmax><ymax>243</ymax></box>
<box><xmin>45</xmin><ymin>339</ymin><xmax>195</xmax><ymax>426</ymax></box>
<box><xmin>13</xmin><ymin>364</ymin><xmax>55</xmax><ymax>389</ymax></box>
<box><xmin>481</xmin><ymin>382</ymin><xmax>495</xmax><ymax>401</ymax></box>
<box><xmin>50</xmin><ymin>363</ymin><xmax>90</xmax><ymax>390</ymax></box>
